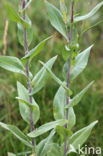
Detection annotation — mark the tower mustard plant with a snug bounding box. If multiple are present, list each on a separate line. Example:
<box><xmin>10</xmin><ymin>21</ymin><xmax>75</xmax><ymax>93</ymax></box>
<box><xmin>0</xmin><ymin>0</ymin><xmax>103</xmax><ymax>155</ymax></box>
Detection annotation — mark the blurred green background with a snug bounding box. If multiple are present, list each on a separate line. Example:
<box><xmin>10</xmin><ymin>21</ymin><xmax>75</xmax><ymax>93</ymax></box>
<box><xmin>0</xmin><ymin>0</ymin><xmax>103</xmax><ymax>155</ymax></box>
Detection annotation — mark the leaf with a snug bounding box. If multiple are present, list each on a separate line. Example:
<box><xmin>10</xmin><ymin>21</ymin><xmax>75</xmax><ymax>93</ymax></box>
<box><xmin>53</xmin><ymin>85</ymin><xmax>66</xmax><ymax>120</ymax></box>
<box><xmin>17</xmin><ymin>81</ymin><xmax>40</xmax><ymax>124</ymax></box>
<box><xmin>5</xmin><ymin>2</ymin><xmax>30</xmax><ymax>29</ymax></box>
<box><xmin>47</xmin><ymin>143</ymin><xmax>62</xmax><ymax>156</ymax></box>
<box><xmin>21</xmin><ymin>37</ymin><xmax>51</xmax><ymax>63</ymax></box>
<box><xmin>41</xmin><ymin>130</ymin><xmax>55</xmax><ymax>156</ymax></box>
<box><xmin>0</xmin><ymin>56</ymin><xmax>25</xmax><ymax>75</ymax></box>
<box><xmin>56</xmin><ymin>126</ymin><xmax>72</xmax><ymax>141</ymax></box>
<box><xmin>16</xmin><ymin>97</ymin><xmax>37</xmax><ymax>108</ymax></box>
<box><xmin>68</xmin><ymin>107</ymin><xmax>76</xmax><ymax>130</ymax></box>
<box><xmin>71</xmin><ymin>45</ymin><xmax>93</xmax><ymax>81</ymax></box>
<box><xmin>8</xmin><ymin>153</ymin><xmax>16</xmax><ymax>156</ymax></box>
<box><xmin>68</xmin><ymin>121</ymin><xmax>98</xmax><ymax>152</ymax></box>
<box><xmin>45</xmin><ymin>1</ymin><xmax>68</xmax><ymax>40</ymax></box>
<box><xmin>39</xmin><ymin>61</ymin><xmax>72</xmax><ymax>96</ymax></box>
<box><xmin>19</xmin><ymin>0</ymin><xmax>32</xmax><ymax>12</ymax></box>
<box><xmin>31</xmin><ymin>56</ymin><xmax>57</xmax><ymax>95</ymax></box>
<box><xmin>74</xmin><ymin>2</ymin><xmax>103</xmax><ymax>22</ymax></box>
<box><xmin>0</xmin><ymin>122</ymin><xmax>32</xmax><ymax>148</ymax></box>
<box><xmin>28</xmin><ymin>119</ymin><xmax>66</xmax><ymax>138</ymax></box>
<box><xmin>36</xmin><ymin>139</ymin><xmax>47</xmax><ymax>156</ymax></box>
<box><xmin>17</xmin><ymin>23</ymin><xmax>33</xmax><ymax>47</ymax></box>
<box><xmin>66</xmin><ymin>81</ymin><xmax>94</xmax><ymax>109</ymax></box>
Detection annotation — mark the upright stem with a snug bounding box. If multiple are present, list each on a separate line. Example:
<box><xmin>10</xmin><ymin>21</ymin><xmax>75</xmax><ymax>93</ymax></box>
<box><xmin>64</xmin><ymin>1</ymin><xmax>74</xmax><ymax>156</ymax></box>
<box><xmin>21</xmin><ymin>0</ymin><xmax>35</xmax><ymax>147</ymax></box>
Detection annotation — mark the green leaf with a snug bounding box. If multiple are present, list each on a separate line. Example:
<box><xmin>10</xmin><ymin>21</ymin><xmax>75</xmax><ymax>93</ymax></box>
<box><xmin>68</xmin><ymin>107</ymin><xmax>76</xmax><ymax>130</ymax></box>
<box><xmin>45</xmin><ymin>1</ymin><xmax>68</xmax><ymax>40</ymax></box>
<box><xmin>17</xmin><ymin>81</ymin><xmax>40</xmax><ymax>124</ymax></box>
<box><xmin>19</xmin><ymin>0</ymin><xmax>32</xmax><ymax>12</ymax></box>
<box><xmin>21</xmin><ymin>37</ymin><xmax>51</xmax><ymax>63</ymax></box>
<box><xmin>8</xmin><ymin>153</ymin><xmax>16</xmax><ymax>156</ymax></box>
<box><xmin>17</xmin><ymin>23</ymin><xmax>33</xmax><ymax>47</ymax></box>
<box><xmin>40</xmin><ymin>130</ymin><xmax>55</xmax><ymax>156</ymax></box>
<box><xmin>53</xmin><ymin>85</ymin><xmax>66</xmax><ymax>120</ymax></box>
<box><xmin>31</xmin><ymin>56</ymin><xmax>57</xmax><ymax>95</ymax></box>
<box><xmin>36</xmin><ymin>139</ymin><xmax>47</xmax><ymax>156</ymax></box>
<box><xmin>56</xmin><ymin>126</ymin><xmax>72</xmax><ymax>142</ymax></box>
<box><xmin>71</xmin><ymin>45</ymin><xmax>93</xmax><ymax>81</ymax></box>
<box><xmin>0</xmin><ymin>56</ymin><xmax>25</xmax><ymax>75</ymax></box>
<box><xmin>47</xmin><ymin>143</ymin><xmax>62</xmax><ymax>156</ymax></box>
<box><xmin>5</xmin><ymin>2</ymin><xmax>30</xmax><ymax>29</ymax></box>
<box><xmin>16</xmin><ymin>97</ymin><xmax>37</xmax><ymax>108</ymax></box>
<box><xmin>68</xmin><ymin>121</ymin><xmax>98</xmax><ymax>152</ymax></box>
<box><xmin>74</xmin><ymin>2</ymin><xmax>103</xmax><ymax>22</ymax></box>
<box><xmin>66</xmin><ymin>81</ymin><xmax>94</xmax><ymax>109</ymax></box>
<box><xmin>0</xmin><ymin>122</ymin><xmax>32</xmax><ymax>148</ymax></box>
<box><xmin>39</xmin><ymin>61</ymin><xmax>72</xmax><ymax>96</ymax></box>
<box><xmin>28</xmin><ymin>119</ymin><xmax>66</xmax><ymax>138</ymax></box>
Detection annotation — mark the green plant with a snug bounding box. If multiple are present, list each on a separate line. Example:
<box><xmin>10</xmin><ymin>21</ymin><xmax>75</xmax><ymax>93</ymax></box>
<box><xmin>0</xmin><ymin>0</ymin><xmax>103</xmax><ymax>156</ymax></box>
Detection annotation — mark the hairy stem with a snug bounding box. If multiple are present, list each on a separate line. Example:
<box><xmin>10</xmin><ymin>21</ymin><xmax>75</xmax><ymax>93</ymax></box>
<box><xmin>21</xmin><ymin>0</ymin><xmax>35</xmax><ymax>147</ymax></box>
<box><xmin>64</xmin><ymin>1</ymin><xmax>74</xmax><ymax>155</ymax></box>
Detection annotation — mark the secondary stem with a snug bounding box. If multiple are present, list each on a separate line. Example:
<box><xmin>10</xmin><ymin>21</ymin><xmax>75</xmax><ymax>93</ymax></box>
<box><xmin>21</xmin><ymin>0</ymin><xmax>35</xmax><ymax>147</ymax></box>
<box><xmin>64</xmin><ymin>1</ymin><xmax>74</xmax><ymax>156</ymax></box>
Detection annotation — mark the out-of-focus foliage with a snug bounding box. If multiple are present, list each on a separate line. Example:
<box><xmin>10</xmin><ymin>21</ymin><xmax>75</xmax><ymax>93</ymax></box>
<box><xmin>0</xmin><ymin>0</ymin><xmax>103</xmax><ymax>155</ymax></box>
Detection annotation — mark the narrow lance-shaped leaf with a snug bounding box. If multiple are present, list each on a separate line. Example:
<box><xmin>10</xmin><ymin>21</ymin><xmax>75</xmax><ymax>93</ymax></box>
<box><xmin>39</xmin><ymin>61</ymin><xmax>72</xmax><ymax>96</ymax></box>
<box><xmin>21</xmin><ymin>36</ymin><xmax>52</xmax><ymax>63</ymax></box>
<box><xmin>68</xmin><ymin>107</ymin><xmax>76</xmax><ymax>130</ymax></box>
<box><xmin>17</xmin><ymin>23</ymin><xmax>33</xmax><ymax>47</ymax></box>
<box><xmin>74</xmin><ymin>2</ymin><xmax>103</xmax><ymax>22</ymax></box>
<box><xmin>68</xmin><ymin>121</ymin><xmax>98</xmax><ymax>152</ymax></box>
<box><xmin>17</xmin><ymin>81</ymin><xmax>40</xmax><ymax>124</ymax></box>
<box><xmin>53</xmin><ymin>85</ymin><xmax>75</xmax><ymax>129</ymax></box>
<box><xmin>71</xmin><ymin>45</ymin><xmax>93</xmax><ymax>81</ymax></box>
<box><xmin>40</xmin><ymin>130</ymin><xmax>56</xmax><ymax>156</ymax></box>
<box><xmin>28</xmin><ymin>119</ymin><xmax>66</xmax><ymax>138</ymax></box>
<box><xmin>66</xmin><ymin>81</ymin><xmax>94</xmax><ymax>109</ymax></box>
<box><xmin>53</xmin><ymin>85</ymin><xmax>66</xmax><ymax>120</ymax></box>
<box><xmin>31</xmin><ymin>56</ymin><xmax>57</xmax><ymax>95</ymax></box>
<box><xmin>5</xmin><ymin>2</ymin><xmax>30</xmax><ymax>29</ymax></box>
<box><xmin>19</xmin><ymin>0</ymin><xmax>32</xmax><ymax>12</ymax></box>
<box><xmin>0</xmin><ymin>56</ymin><xmax>25</xmax><ymax>75</ymax></box>
<box><xmin>8</xmin><ymin>153</ymin><xmax>16</xmax><ymax>156</ymax></box>
<box><xmin>47</xmin><ymin>143</ymin><xmax>62</xmax><ymax>156</ymax></box>
<box><xmin>45</xmin><ymin>1</ymin><xmax>68</xmax><ymax>41</ymax></box>
<box><xmin>0</xmin><ymin>122</ymin><xmax>32</xmax><ymax>148</ymax></box>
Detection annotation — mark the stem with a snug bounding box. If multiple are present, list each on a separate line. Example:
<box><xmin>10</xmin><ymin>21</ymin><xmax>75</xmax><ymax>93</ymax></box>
<box><xmin>21</xmin><ymin>0</ymin><xmax>35</xmax><ymax>147</ymax></box>
<box><xmin>64</xmin><ymin>1</ymin><xmax>74</xmax><ymax>156</ymax></box>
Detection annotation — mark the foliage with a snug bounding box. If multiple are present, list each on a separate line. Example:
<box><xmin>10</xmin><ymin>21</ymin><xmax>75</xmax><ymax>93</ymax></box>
<box><xmin>0</xmin><ymin>0</ymin><xmax>102</xmax><ymax>155</ymax></box>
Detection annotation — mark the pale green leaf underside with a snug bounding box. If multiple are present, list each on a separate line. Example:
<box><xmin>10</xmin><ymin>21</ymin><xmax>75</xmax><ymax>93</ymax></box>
<box><xmin>31</xmin><ymin>56</ymin><xmax>57</xmax><ymax>95</ymax></box>
<box><xmin>66</xmin><ymin>81</ymin><xmax>94</xmax><ymax>108</ymax></box>
<box><xmin>0</xmin><ymin>56</ymin><xmax>25</xmax><ymax>75</ymax></box>
<box><xmin>28</xmin><ymin>119</ymin><xmax>66</xmax><ymax>138</ymax></box>
<box><xmin>21</xmin><ymin>36</ymin><xmax>51</xmax><ymax>63</ymax></box>
<box><xmin>0</xmin><ymin>122</ymin><xmax>32</xmax><ymax>148</ymax></box>
<box><xmin>53</xmin><ymin>85</ymin><xmax>66</xmax><ymax>120</ymax></box>
<box><xmin>40</xmin><ymin>61</ymin><xmax>72</xmax><ymax>95</ymax></box>
<box><xmin>68</xmin><ymin>121</ymin><xmax>98</xmax><ymax>152</ymax></box>
<box><xmin>46</xmin><ymin>2</ymin><xmax>68</xmax><ymax>40</ymax></box>
<box><xmin>47</xmin><ymin>143</ymin><xmax>62</xmax><ymax>156</ymax></box>
<box><xmin>17</xmin><ymin>81</ymin><xmax>40</xmax><ymax>124</ymax></box>
<box><xmin>8</xmin><ymin>153</ymin><xmax>16</xmax><ymax>156</ymax></box>
<box><xmin>74</xmin><ymin>2</ymin><xmax>103</xmax><ymax>22</ymax></box>
<box><xmin>40</xmin><ymin>130</ymin><xmax>55</xmax><ymax>156</ymax></box>
<box><xmin>71</xmin><ymin>45</ymin><xmax>93</xmax><ymax>81</ymax></box>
